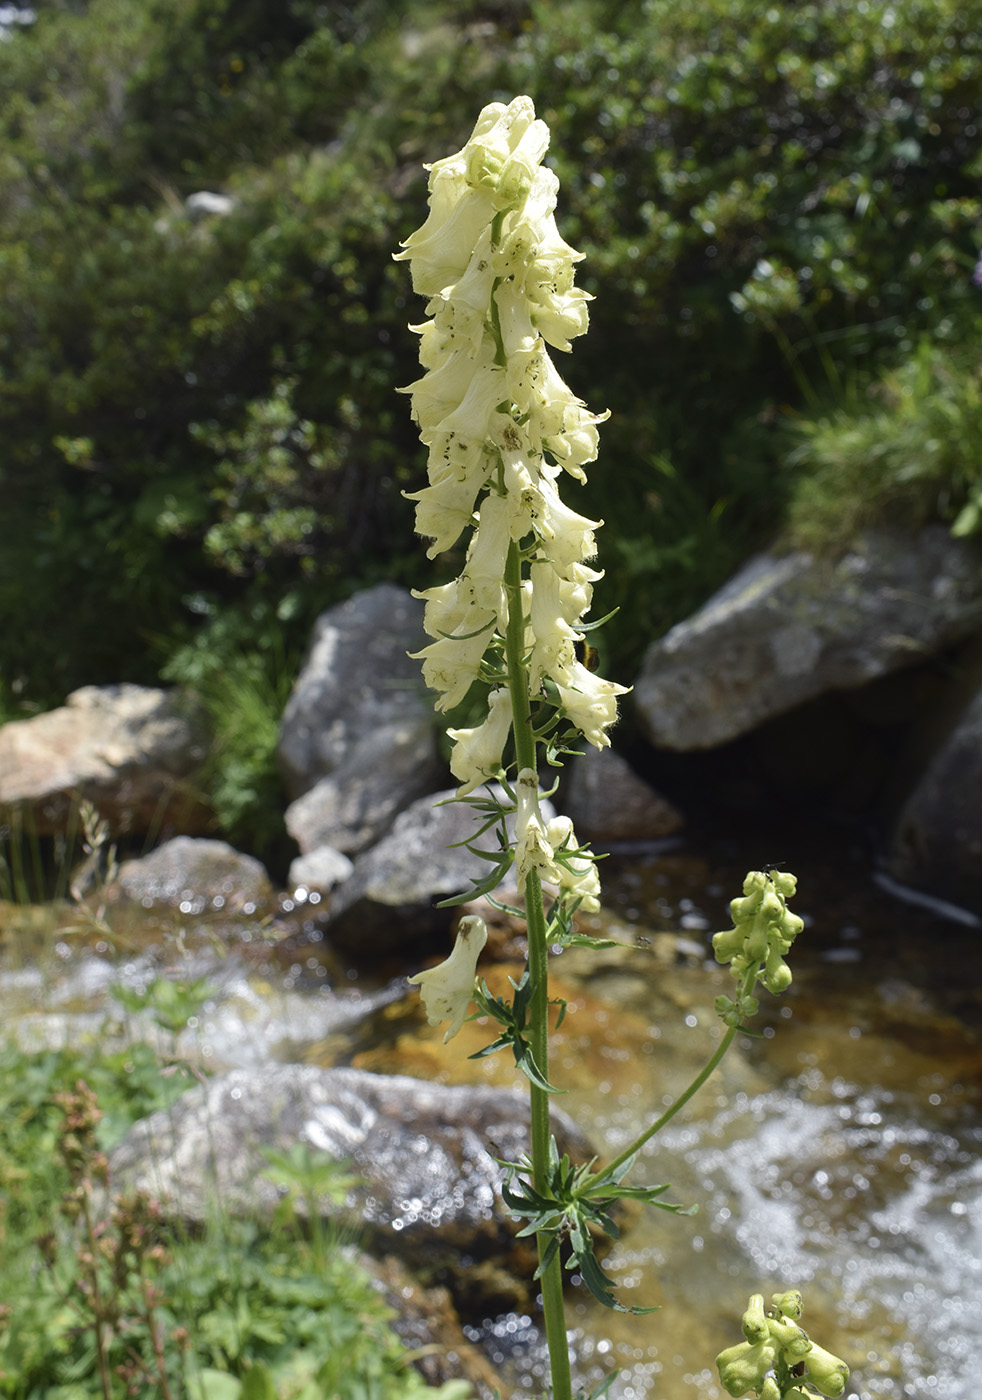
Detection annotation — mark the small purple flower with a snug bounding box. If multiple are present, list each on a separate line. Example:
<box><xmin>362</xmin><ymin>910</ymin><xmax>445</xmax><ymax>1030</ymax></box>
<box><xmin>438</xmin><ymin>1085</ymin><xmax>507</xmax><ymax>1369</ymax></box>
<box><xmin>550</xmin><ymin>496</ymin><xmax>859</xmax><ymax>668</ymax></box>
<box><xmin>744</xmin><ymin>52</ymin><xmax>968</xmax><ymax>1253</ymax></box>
<box><xmin>973</xmin><ymin>252</ymin><xmax>982</xmax><ymax>289</ymax></box>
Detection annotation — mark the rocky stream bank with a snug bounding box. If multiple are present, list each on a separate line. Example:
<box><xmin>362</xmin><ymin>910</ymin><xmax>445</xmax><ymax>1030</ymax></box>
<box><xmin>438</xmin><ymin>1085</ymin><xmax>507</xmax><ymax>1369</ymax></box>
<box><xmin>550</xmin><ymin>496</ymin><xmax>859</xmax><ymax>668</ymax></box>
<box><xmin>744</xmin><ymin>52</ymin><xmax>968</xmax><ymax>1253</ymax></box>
<box><xmin>2</xmin><ymin>523</ymin><xmax>982</xmax><ymax>1397</ymax></box>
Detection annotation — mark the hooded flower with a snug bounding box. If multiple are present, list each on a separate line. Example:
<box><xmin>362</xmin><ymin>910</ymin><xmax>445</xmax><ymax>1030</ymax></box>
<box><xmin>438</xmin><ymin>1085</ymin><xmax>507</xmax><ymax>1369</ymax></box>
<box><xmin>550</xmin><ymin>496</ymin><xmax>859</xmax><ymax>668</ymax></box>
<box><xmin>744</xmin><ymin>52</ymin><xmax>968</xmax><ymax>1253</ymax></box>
<box><xmin>397</xmin><ymin>95</ymin><xmax>626</xmax><ymax>784</ymax></box>
<box><xmin>545</xmin><ymin>815</ymin><xmax>601</xmax><ymax>912</ymax></box>
<box><xmin>407</xmin><ymin>915</ymin><xmax>489</xmax><ymax>1042</ymax></box>
<box><xmin>447</xmin><ymin>686</ymin><xmax>513</xmax><ymax>795</ymax></box>
<box><xmin>555</xmin><ymin>663</ymin><xmax>630</xmax><ymax>749</ymax></box>
<box><xmin>513</xmin><ymin>767</ymin><xmax>560</xmax><ymax>891</ymax></box>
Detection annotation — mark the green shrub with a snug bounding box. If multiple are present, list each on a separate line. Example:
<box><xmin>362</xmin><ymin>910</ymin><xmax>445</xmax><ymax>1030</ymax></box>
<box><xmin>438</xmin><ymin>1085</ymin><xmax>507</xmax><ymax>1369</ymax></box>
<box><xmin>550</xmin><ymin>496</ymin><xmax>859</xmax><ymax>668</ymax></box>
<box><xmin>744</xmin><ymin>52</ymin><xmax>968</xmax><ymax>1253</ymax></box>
<box><xmin>1</xmin><ymin>0</ymin><xmax>979</xmax><ymax>706</ymax></box>
<box><xmin>783</xmin><ymin>335</ymin><xmax>982</xmax><ymax>550</ymax></box>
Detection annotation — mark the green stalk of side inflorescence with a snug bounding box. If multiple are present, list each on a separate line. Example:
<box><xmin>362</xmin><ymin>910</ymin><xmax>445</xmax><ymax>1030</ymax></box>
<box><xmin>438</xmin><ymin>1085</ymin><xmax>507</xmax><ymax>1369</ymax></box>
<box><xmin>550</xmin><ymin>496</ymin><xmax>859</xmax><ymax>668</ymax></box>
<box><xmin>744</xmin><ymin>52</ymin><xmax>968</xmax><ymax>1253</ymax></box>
<box><xmin>602</xmin><ymin>965</ymin><xmax>759</xmax><ymax>1179</ymax></box>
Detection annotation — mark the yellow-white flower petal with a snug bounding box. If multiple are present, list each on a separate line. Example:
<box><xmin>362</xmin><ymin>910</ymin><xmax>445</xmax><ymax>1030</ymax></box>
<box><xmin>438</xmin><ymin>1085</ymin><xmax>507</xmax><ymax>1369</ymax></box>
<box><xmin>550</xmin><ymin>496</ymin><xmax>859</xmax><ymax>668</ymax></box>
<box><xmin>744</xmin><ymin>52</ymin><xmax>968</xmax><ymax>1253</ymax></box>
<box><xmin>545</xmin><ymin>815</ymin><xmax>601</xmax><ymax>912</ymax></box>
<box><xmin>514</xmin><ymin>767</ymin><xmax>560</xmax><ymax>891</ymax></box>
<box><xmin>556</xmin><ymin>662</ymin><xmax>630</xmax><ymax>748</ymax></box>
<box><xmin>407</xmin><ymin>915</ymin><xmax>489</xmax><ymax>1042</ymax></box>
<box><xmin>412</xmin><ymin>619</ymin><xmax>496</xmax><ymax>712</ymax></box>
<box><xmin>448</xmin><ymin>686</ymin><xmax>513</xmax><ymax>795</ymax></box>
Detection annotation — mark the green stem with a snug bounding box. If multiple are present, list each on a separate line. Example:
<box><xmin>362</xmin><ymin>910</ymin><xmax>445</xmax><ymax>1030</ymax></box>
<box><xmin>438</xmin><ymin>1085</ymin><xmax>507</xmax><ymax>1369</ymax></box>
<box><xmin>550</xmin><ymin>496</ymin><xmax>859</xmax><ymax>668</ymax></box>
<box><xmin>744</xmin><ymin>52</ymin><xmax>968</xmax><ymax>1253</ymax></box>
<box><xmin>602</xmin><ymin>967</ymin><xmax>759</xmax><ymax>1179</ymax></box>
<box><xmin>503</xmin><ymin>539</ymin><xmax>572</xmax><ymax>1400</ymax></box>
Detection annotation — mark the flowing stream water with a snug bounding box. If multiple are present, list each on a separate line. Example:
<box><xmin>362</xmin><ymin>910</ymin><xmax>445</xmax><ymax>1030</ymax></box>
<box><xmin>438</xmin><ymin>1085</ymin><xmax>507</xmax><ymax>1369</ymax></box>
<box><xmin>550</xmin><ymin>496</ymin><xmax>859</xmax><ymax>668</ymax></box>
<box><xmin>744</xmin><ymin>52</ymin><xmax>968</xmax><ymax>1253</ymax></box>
<box><xmin>1</xmin><ymin>815</ymin><xmax>979</xmax><ymax>1400</ymax></box>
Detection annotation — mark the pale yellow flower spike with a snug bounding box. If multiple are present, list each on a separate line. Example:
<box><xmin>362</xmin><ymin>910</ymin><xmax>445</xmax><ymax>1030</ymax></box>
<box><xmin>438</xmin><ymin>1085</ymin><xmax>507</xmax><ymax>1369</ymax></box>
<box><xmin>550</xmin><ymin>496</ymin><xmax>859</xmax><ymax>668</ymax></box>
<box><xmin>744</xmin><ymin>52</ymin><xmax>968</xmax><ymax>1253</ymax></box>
<box><xmin>396</xmin><ymin>95</ymin><xmax>626</xmax><ymax>780</ymax></box>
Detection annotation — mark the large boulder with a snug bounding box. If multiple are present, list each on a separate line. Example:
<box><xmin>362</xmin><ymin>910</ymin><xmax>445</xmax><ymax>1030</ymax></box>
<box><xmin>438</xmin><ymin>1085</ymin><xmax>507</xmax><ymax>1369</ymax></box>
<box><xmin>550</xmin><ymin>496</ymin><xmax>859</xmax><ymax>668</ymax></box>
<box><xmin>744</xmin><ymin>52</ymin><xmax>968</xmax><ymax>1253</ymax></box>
<box><xmin>279</xmin><ymin>584</ymin><xmax>445</xmax><ymax>854</ymax></box>
<box><xmin>108</xmin><ymin>1064</ymin><xmax>593</xmax><ymax>1315</ymax></box>
<box><xmin>560</xmin><ymin>746</ymin><xmax>683</xmax><ymax>844</ymax></box>
<box><xmin>0</xmin><ymin>685</ymin><xmax>210</xmax><ymax>838</ymax></box>
<box><xmin>635</xmin><ymin>526</ymin><xmax>982</xmax><ymax>751</ymax></box>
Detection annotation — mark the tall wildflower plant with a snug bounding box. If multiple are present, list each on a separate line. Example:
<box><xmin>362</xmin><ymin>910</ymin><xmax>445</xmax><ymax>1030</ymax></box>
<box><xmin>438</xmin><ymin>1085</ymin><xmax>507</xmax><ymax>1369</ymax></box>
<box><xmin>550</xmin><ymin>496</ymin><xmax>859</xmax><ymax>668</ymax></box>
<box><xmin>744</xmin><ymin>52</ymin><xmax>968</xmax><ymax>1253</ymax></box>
<box><xmin>397</xmin><ymin>98</ymin><xmax>848</xmax><ymax>1400</ymax></box>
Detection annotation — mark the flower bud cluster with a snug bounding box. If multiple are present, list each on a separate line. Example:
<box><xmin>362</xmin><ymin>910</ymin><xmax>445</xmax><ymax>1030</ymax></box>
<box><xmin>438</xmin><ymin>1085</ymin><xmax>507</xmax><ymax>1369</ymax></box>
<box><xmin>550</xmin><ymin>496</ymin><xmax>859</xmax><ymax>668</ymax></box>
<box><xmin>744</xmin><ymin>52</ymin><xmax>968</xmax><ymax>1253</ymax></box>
<box><xmin>716</xmin><ymin>1292</ymin><xmax>849</xmax><ymax>1399</ymax></box>
<box><xmin>395</xmin><ymin>96</ymin><xmax>627</xmax><ymax>793</ymax></box>
<box><xmin>713</xmin><ymin>869</ymin><xmax>804</xmax><ymax>998</ymax></box>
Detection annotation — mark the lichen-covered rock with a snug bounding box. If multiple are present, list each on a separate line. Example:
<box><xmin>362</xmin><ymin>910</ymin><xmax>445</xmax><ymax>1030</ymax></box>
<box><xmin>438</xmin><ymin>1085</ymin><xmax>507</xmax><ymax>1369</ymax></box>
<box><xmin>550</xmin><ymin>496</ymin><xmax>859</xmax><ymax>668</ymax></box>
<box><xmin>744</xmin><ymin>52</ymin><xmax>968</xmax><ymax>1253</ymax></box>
<box><xmin>324</xmin><ymin>786</ymin><xmax>555</xmax><ymax>955</ymax></box>
<box><xmin>635</xmin><ymin>526</ymin><xmax>982</xmax><ymax>751</ymax></box>
<box><xmin>0</xmin><ymin>685</ymin><xmax>210</xmax><ymax>837</ymax></box>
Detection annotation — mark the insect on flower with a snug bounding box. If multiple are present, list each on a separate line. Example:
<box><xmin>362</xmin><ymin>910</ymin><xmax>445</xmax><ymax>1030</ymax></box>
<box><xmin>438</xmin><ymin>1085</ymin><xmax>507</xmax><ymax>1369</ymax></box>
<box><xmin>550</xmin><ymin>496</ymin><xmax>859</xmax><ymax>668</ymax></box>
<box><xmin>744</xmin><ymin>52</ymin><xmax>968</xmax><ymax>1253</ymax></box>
<box><xmin>574</xmin><ymin>638</ymin><xmax>600</xmax><ymax>672</ymax></box>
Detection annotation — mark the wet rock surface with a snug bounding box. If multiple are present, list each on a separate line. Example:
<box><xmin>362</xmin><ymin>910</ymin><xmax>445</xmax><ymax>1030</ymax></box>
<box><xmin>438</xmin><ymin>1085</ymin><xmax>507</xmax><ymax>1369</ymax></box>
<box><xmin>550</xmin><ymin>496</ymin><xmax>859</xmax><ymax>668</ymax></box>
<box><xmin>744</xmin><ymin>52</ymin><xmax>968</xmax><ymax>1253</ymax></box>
<box><xmin>109</xmin><ymin>1064</ymin><xmax>594</xmax><ymax>1315</ymax></box>
<box><xmin>109</xmin><ymin>836</ymin><xmax>274</xmax><ymax>916</ymax></box>
<box><xmin>889</xmin><ymin>675</ymin><xmax>982</xmax><ymax>912</ymax></box>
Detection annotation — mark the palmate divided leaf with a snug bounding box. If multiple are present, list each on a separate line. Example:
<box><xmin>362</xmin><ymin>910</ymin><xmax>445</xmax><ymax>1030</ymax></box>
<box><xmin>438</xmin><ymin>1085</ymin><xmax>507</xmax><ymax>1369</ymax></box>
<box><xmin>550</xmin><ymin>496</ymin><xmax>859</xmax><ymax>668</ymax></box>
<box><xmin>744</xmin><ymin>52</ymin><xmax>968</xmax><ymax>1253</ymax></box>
<box><xmin>500</xmin><ymin>1139</ymin><xmax>695</xmax><ymax>1314</ymax></box>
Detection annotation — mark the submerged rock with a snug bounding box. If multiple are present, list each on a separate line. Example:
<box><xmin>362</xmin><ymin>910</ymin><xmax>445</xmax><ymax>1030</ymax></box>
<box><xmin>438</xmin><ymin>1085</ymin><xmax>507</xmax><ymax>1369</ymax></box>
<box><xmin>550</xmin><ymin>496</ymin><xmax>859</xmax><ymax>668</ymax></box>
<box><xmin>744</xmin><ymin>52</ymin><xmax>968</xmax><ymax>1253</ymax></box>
<box><xmin>109</xmin><ymin>1064</ymin><xmax>593</xmax><ymax>1315</ymax></box>
<box><xmin>635</xmin><ymin>526</ymin><xmax>982</xmax><ymax>751</ymax></box>
<box><xmin>0</xmin><ymin>684</ymin><xmax>210</xmax><ymax>838</ymax></box>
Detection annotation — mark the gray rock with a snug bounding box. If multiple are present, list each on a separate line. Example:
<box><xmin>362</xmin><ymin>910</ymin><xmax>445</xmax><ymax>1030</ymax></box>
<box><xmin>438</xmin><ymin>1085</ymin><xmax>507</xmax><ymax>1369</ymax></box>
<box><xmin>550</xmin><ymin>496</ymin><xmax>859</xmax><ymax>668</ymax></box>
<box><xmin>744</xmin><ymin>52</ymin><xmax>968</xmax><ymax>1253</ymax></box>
<box><xmin>110</xmin><ymin>836</ymin><xmax>272</xmax><ymax>916</ymax></box>
<box><xmin>108</xmin><ymin>1064</ymin><xmax>593</xmax><ymax>1314</ymax></box>
<box><xmin>287</xmin><ymin>845</ymin><xmax>354</xmax><ymax>895</ymax></box>
<box><xmin>279</xmin><ymin>584</ymin><xmax>445</xmax><ymax>853</ymax></box>
<box><xmin>889</xmin><ymin>679</ymin><xmax>982</xmax><ymax>913</ymax></box>
<box><xmin>635</xmin><ymin>526</ymin><xmax>982</xmax><ymax>750</ymax></box>
<box><xmin>325</xmin><ymin>785</ymin><xmax>555</xmax><ymax>954</ymax></box>
<box><xmin>561</xmin><ymin>747</ymin><xmax>683</xmax><ymax>843</ymax></box>
<box><xmin>285</xmin><ymin>715</ymin><xmax>443</xmax><ymax>856</ymax></box>
<box><xmin>0</xmin><ymin>685</ymin><xmax>210</xmax><ymax>837</ymax></box>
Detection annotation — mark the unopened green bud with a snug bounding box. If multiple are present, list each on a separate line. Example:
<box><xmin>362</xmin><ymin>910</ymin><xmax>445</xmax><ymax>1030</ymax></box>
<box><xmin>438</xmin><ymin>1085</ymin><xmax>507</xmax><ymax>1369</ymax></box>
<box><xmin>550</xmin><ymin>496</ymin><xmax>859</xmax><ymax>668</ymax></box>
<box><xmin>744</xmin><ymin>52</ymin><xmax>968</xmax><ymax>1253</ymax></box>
<box><xmin>762</xmin><ymin>943</ymin><xmax>793</xmax><ymax>993</ymax></box>
<box><xmin>801</xmin><ymin>1342</ymin><xmax>849</xmax><ymax>1398</ymax></box>
<box><xmin>768</xmin><ymin>1313</ymin><xmax>810</xmax><ymax>1358</ymax></box>
<box><xmin>716</xmin><ymin>1339</ymin><xmax>777</xmax><ymax>1397</ymax></box>
<box><xmin>713</xmin><ymin>925</ymin><xmax>748</xmax><ymax>964</ymax></box>
<box><xmin>714</xmin><ymin>991</ymin><xmax>760</xmax><ymax>1028</ymax></box>
<box><xmin>741</xmin><ymin>1293</ymin><xmax>768</xmax><ymax>1342</ymax></box>
<box><xmin>714</xmin><ymin>869</ymin><xmax>803</xmax><ymax>999</ymax></box>
<box><xmin>759</xmin><ymin>1378</ymin><xmax>781</xmax><ymax>1400</ymax></box>
<box><xmin>772</xmin><ymin>1289</ymin><xmax>803</xmax><ymax>1320</ymax></box>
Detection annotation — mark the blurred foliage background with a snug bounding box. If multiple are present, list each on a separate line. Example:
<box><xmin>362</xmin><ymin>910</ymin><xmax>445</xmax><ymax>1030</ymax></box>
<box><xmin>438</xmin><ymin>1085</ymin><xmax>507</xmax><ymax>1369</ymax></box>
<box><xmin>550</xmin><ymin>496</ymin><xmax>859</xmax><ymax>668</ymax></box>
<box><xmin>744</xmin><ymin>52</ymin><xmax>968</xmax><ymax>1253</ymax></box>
<box><xmin>1</xmin><ymin>0</ymin><xmax>980</xmax><ymax>847</ymax></box>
